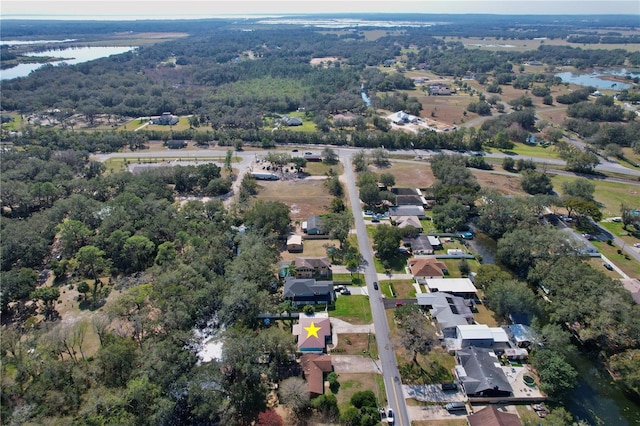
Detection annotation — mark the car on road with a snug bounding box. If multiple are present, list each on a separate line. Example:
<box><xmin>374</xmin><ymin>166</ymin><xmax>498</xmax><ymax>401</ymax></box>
<box><xmin>387</xmin><ymin>409</ymin><xmax>394</xmax><ymax>424</ymax></box>
<box><xmin>441</xmin><ymin>382</ymin><xmax>458</xmax><ymax>391</ymax></box>
<box><xmin>304</xmin><ymin>151</ymin><xmax>313</xmax><ymax>155</ymax></box>
<box><xmin>292</xmin><ymin>149</ymin><xmax>298</xmax><ymax>152</ymax></box>
<box><xmin>373</xmin><ymin>282</ymin><xmax>379</xmax><ymax>290</ymax></box>
<box><xmin>604</xmin><ymin>263</ymin><xmax>614</xmax><ymax>271</ymax></box>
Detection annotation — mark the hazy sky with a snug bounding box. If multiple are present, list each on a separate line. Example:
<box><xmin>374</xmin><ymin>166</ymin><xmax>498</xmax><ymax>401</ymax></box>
<box><xmin>2</xmin><ymin>0</ymin><xmax>639</xmax><ymax>20</ymax></box>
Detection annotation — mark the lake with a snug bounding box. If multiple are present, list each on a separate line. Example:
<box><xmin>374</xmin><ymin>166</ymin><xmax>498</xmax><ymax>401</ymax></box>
<box><xmin>555</xmin><ymin>69</ymin><xmax>639</xmax><ymax>90</ymax></box>
<box><xmin>0</xmin><ymin>46</ymin><xmax>136</xmax><ymax>80</ymax></box>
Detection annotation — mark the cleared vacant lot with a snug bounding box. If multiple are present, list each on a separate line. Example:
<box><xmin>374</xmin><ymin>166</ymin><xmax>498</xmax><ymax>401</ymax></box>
<box><xmin>371</xmin><ymin>161</ymin><xmax>436</xmax><ymax>188</ymax></box>
<box><xmin>257</xmin><ymin>178</ymin><xmax>333</xmax><ymax>221</ymax></box>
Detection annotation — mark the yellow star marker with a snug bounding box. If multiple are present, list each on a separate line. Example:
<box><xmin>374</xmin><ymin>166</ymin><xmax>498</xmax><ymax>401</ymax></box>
<box><xmin>304</xmin><ymin>322</ymin><xmax>321</xmax><ymax>339</ymax></box>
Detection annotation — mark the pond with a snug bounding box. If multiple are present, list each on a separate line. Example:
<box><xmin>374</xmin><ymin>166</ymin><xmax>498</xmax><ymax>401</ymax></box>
<box><xmin>470</xmin><ymin>230</ymin><xmax>640</xmax><ymax>424</ymax></box>
<box><xmin>566</xmin><ymin>351</ymin><xmax>640</xmax><ymax>425</ymax></box>
<box><xmin>1</xmin><ymin>45</ymin><xmax>136</xmax><ymax>80</ymax></box>
<box><xmin>554</xmin><ymin>69</ymin><xmax>639</xmax><ymax>90</ymax></box>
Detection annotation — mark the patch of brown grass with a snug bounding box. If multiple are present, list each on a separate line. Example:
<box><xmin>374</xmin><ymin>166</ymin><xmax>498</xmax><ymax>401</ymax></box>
<box><xmin>471</xmin><ymin>170</ymin><xmax>526</xmax><ymax>196</ymax></box>
<box><xmin>258</xmin><ymin>178</ymin><xmax>333</xmax><ymax>221</ymax></box>
<box><xmin>332</xmin><ymin>333</ymin><xmax>377</xmax><ymax>356</ymax></box>
<box><xmin>372</xmin><ymin>161</ymin><xmax>435</xmax><ymax>189</ymax></box>
<box><xmin>280</xmin><ymin>238</ymin><xmax>339</xmax><ymax>262</ymax></box>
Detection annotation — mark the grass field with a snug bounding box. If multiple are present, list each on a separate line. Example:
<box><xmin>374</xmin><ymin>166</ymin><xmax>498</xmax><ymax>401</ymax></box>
<box><xmin>332</xmin><ymin>295</ymin><xmax>373</xmax><ymax>324</ymax></box>
<box><xmin>329</xmin><ymin>372</ymin><xmax>387</xmax><ymax>411</ymax></box>
<box><xmin>442</xmin><ymin>36</ymin><xmax>640</xmax><ymax>53</ymax></box>
<box><xmin>495</xmin><ymin>142</ymin><xmax>562</xmax><ymax>160</ymax></box>
<box><xmin>591</xmin><ymin>241</ymin><xmax>640</xmax><ymax>278</ymax></box>
<box><xmin>332</xmin><ymin>333</ymin><xmax>378</xmax><ymax>359</ymax></box>
<box><xmin>381</xmin><ymin>280</ymin><xmax>416</xmax><ymax>299</ymax></box>
<box><xmin>372</xmin><ymin>161</ymin><xmax>436</xmax><ymax>188</ymax></box>
<box><xmin>550</xmin><ymin>175</ymin><xmax>640</xmax><ymax>217</ymax></box>
<box><xmin>280</xmin><ymin>238</ymin><xmax>339</xmax><ymax>261</ymax></box>
<box><xmin>304</xmin><ymin>160</ymin><xmax>344</xmax><ymax>176</ymax></box>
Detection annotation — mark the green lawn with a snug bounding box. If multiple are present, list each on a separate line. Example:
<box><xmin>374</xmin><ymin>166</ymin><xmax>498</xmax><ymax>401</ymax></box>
<box><xmin>304</xmin><ymin>160</ymin><xmax>343</xmax><ymax>176</ymax></box>
<box><xmin>592</xmin><ymin>241</ymin><xmax>640</xmax><ymax>278</ymax></box>
<box><xmin>380</xmin><ymin>280</ymin><xmax>416</xmax><ymax>299</ymax></box>
<box><xmin>331</xmin><ymin>295</ymin><xmax>373</xmax><ymax>324</ymax></box>
<box><xmin>1</xmin><ymin>113</ymin><xmax>23</xmax><ymax>130</ymax></box>
<box><xmin>551</xmin><ymin>175</ymin><xmax>640</xmax><ymax>217</ymax></box>
<box><xmin>494</xmin><ymin>142</ymin><xmax>562</xmax><ymax>160</ymax></box>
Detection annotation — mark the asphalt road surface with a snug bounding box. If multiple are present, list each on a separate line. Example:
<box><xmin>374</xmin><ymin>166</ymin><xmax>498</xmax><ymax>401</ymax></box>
<box><xmin>341</xmin><ymin>150</ymin><xmax>409</xmax><ymax>426</ymax></box>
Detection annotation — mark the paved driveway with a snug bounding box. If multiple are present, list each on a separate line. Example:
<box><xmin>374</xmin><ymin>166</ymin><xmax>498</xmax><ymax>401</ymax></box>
<box><xmin>331</xmin><ymin>355</ymin><xmax>381</xmax><ymax>374</ymax></box>
<box><xmin>403</xmin><ymin>384</ymin><xmax>466</xmax><ymax>403</ymax></box>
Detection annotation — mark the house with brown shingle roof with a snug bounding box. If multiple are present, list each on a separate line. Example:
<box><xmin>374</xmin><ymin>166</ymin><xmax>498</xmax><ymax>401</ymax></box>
<box><xmin>408</xmin><ymin>258</ymin><xmax>448</xmax><ymax>280</ymax></box>
<box><xmin>395</xmin><ymin>216</ymin><xmax>423</xmax><ymax>233</ymax></box>
<box><xmin>293</xmin><ymin>257</ymin><xmax>332</xmax><ymax>279</ymax></box>
<box><xmin>300</xmin><ymin>354</ymin><xmax>333</xmax><ymax>397</ymax></box>
<box><xmin>293</xmin><ymin>315</ymin><xmax>332</xmax><ymax>353</ymax></box>
<box><xmin>467</xmin><ymin>405</ymin><xmax>522</xmax><ymax>426</ymax></box>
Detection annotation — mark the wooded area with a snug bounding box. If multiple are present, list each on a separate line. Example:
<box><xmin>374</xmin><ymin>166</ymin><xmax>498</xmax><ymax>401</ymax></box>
<box><xmin>2</xmin><ymin>13</ymin><xmax>640</xmax><ymax>426</ymax></box>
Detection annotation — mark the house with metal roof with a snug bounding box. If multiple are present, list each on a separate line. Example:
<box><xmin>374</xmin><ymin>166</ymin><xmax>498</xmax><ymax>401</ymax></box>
<box><xmin>425</xmin><ymin>278</ymin><xmax>477</xmax><ymax>299</ymax></box>
<box><xmin>286</xmin><ymin>235</ymin><xmax>303</xmax><ymax>252</ymax></box>
<box><xmin>454</xmin><ymin>324</ymin><xmax>511</xmax><ymax>351</ymax></box>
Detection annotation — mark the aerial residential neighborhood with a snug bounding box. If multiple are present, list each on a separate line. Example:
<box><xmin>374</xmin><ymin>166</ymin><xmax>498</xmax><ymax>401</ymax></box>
<box><xmin>1</xmin><ymin>8</ymin><xmax>640</xmax><ymax>426</ymax></box>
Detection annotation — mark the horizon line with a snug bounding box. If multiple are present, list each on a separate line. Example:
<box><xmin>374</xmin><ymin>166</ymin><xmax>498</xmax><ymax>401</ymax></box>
<box><xmin>2</xmin><ymin>12</ymin><xmax>639</xmax><ymax>21</ymax></box>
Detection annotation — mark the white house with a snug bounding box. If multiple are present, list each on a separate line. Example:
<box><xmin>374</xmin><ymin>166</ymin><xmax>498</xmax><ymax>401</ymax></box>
<box><xmin>425</xmin><ymin>278</ymin><xmax>477</xmax><ymax>298</ymax></box>
<box><xmin>454</xmin><ymin>324</ymin><xmax>511</xmax><ymax>351</ymax></box>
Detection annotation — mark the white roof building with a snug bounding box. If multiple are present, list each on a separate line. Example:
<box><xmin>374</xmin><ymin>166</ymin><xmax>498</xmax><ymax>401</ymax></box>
<box><xmin>425</xmin><ymin>278</ymin><xmax>477</xmax><ymax>297</ymax></box>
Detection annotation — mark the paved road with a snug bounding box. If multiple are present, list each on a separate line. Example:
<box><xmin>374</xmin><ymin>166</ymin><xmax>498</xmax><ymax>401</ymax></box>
<box><xmin>340</xmin><ymin>150</ymin><xmax>410</xmax><ymax>426</ymax></box>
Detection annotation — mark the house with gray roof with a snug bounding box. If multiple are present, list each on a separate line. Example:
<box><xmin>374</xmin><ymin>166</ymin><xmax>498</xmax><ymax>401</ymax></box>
<box><xmin>281</xmin><ymin>115</ymin><xmax>303</xmax><ymax>126</ymax></box>
<box><xmin>417</xmin><ymin>292</ymin><xmax>474</xmax><ymax>337</ymax></box>
<box><xmin>284</xmin><ymin>277</ymin><xmax>334</xmax><ymax>306</ymax></box>
<box><xmin>304</xmin><ymin>215</ymin><xmax>326</xmax><ymax>235</ymax></box>
<box><xmin>389</xmin><ymin>205</ymin><xmax>425</xmax><ymax>219</ymax></box>
<box><xmin>152</xmin><ymin>112</ymin><xmax>179</xmax><ymax>125</ymax></box>
<box><xmin>455</xmin><ymin>346</ymin><xmax>513</xmax><ymax>397</ymax></box>
<box><xmin>403</xmin><ymin>235</ymin><xmax>433</xmax><ymax>255</ymax></box>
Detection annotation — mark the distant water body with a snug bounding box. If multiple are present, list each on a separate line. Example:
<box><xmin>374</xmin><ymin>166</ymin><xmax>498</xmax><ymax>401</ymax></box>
<box><xmin>1</xmin><ymin>46</ymin><xmax>136</xmax><ymax>80</ymax></box>
<box><xmin>555</xmin><ymin>69</ymin><xmax>639</xmax><ymax>90</ymax></box>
